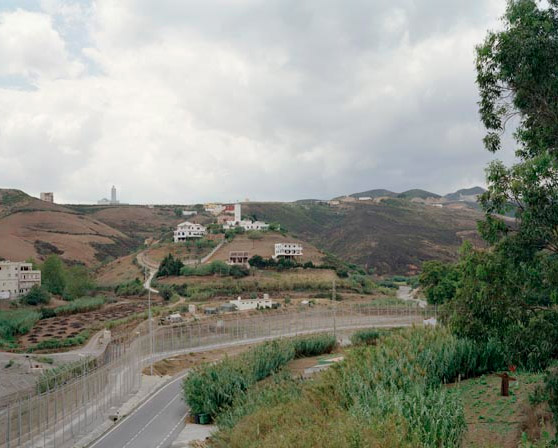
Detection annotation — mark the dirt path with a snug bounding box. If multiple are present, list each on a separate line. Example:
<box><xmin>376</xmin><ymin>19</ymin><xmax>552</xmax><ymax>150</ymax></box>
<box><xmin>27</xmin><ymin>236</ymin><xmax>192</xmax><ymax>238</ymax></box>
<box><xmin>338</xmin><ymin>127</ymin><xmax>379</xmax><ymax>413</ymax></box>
<box><xmin>397</xmin><ymin>285</ymin><xmax>427</xmax><ymax>308</ymax></box>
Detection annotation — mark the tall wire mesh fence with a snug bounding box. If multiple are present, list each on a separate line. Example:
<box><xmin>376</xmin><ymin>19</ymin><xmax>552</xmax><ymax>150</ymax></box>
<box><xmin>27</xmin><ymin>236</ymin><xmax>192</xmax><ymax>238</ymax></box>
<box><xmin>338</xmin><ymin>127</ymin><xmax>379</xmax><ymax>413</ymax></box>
<box><xmin>0</xmin><ymin>302</ymin><xmax>436</xmax><ymax>448</ymax></box>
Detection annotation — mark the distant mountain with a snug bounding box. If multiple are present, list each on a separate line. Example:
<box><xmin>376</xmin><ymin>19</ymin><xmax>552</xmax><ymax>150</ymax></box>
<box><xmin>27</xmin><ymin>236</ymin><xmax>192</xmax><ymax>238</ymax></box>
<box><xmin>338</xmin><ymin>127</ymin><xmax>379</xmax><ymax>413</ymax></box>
<box><xmin>397</xmin><ymin>189</ymin><xmax>441</xmax><ymax>200</ymax></box>
<box><xmin>347</xmin><ymin>189</ymin><xmax>397</xmax><ymax>199</ymax></box>
<box><xmin>444</xmin><ymin>186</ymin><xmax>486</xmax><ymax>202</ymax></box>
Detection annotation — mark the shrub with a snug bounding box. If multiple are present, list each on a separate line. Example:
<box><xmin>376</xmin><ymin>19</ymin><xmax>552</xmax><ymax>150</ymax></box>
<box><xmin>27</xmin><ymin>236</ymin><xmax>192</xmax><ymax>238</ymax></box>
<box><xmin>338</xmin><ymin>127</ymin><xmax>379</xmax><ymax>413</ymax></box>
<box><xmin>292</xmin><ymin>334</ymin><xmax>336</xmax><ymax>358</ymax></box>
<box><xmin>115</xmin><ymin>278</ymin><xmax>145</xmax><ymax>296</ymax></box>
<box><xmin>350</xmin><ymin>329</ymin><xmax>381</xmax><ymax>346</ymax></box>
<box><xmin>156</xmin><ymin>254</ymin><xmax>184</xmax><ymax>277</ymax></box>
<box><xmin>158</xmin><ymin>285</ymin><xmax>174</xmax><ymax>301</ymax></box>
<box><xmin>21</xmin><ymin>285</ymin><xmax>51</xmax><ymax>306</ymax></box>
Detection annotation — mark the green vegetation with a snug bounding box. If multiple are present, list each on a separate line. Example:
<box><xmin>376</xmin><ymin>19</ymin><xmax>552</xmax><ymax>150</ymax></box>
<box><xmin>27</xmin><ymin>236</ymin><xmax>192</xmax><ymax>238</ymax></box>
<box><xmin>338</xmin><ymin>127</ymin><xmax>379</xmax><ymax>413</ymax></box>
<box><xmin>41</xmin><ymin>255</ymin><xmax>66</xmax><ymax>295</ymax></box>
<box><xmin>30</xmin><ymin>329</ymin><xmax>91</xmax><ymax>351</ymax></box>
<box><xmin>183</xmin><ymin>334</ymin><xmax>336</xmax><ymax>419</ymax></box>
<box><xmin>40</xmin><ymin>255</ymin><xmax>95</xmax><ymax>300</ymax></box>
<box><xmin>114</xmin><ymin>278</ymin><xmax>146</xmax><ymax>296</ymax></box>
<box><xmin>350</xmin><ymin>328</ymin><xmax>381</xmax><ymax>346</ymax></box>
<box><xmin>52</xmin><ymin>296</ymin><xmax>106</xmax><ymax>316</ymax></box>
<box><xmin>36</xmin><ymin>357</ymin><xmax>97</xmax><ymax>393</ymax></box>
<box><xmin>213</xmin><ymin>327</ymin><xmax>507</xmax><ymax>447</ymax></box>
<box><xmin>180</xmin><ymin>261</ymin><xmax>249</xmax><ymax>278</ymax></box>
<box><xmin>419</xmin><ymin>260</ymin><xmax>461</xmax><ymax>305</ymax></box>
<box><xmin>156</xmin><ymin>253</ymin><xmax>184</xmax><ymax>277</ymax></box>
<box><xmin>21</xmin><ymin>285</ymin><xmax>51</xmax><ymax>306</ymax></box>
<box><xmin>0</xmin><ymin>309</ymin><xmax>40</xmax><ymax>347</ymax></box>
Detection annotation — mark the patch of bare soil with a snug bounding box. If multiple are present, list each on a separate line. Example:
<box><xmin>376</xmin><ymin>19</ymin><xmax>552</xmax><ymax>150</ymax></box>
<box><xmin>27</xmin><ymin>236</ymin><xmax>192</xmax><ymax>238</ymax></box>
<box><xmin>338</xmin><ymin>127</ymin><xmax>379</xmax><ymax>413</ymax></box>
<box><xmin>143</xmin><ymin>344</ymin><xmax>257</xmax><ymax>376</ymax></box>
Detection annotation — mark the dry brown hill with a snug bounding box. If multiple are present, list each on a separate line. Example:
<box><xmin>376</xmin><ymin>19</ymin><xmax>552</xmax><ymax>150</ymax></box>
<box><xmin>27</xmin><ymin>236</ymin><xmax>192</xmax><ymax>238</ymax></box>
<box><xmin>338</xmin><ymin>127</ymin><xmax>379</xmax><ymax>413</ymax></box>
<box><xmin>0</xmin><ymin>190</ymin><xmax>180</xmax><ymax>265</ymax></box>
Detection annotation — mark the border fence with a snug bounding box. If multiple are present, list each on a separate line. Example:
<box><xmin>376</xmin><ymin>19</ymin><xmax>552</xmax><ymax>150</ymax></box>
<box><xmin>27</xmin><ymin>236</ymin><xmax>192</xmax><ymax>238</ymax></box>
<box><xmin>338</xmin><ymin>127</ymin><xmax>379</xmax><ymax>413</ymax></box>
<box><xmin>0</xmin><ymin>303</ymin><xmax>436</xmax><ymax>448</ymax></box>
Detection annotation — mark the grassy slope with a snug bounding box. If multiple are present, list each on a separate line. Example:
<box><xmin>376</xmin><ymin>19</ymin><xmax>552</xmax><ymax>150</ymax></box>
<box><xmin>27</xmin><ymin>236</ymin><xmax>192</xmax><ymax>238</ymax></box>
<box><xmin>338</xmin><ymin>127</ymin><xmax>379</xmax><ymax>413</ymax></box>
<box><xmin>244</xmin><ymin>200</ymin><xmax>483</xmax><ymax>274</ymax></box>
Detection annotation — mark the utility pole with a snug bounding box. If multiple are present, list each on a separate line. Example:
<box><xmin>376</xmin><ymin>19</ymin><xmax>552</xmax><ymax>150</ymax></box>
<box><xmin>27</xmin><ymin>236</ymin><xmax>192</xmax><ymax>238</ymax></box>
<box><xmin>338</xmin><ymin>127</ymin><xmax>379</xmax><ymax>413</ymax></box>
<box><xmin>332</xmin><ymin>279</ymin><xmax>336</xmax><ymax>337</ymax></box>
<box><xmin>145</xmin><ymin>269</ymin><xmax>154</xmax><ymax>376</ymax></box>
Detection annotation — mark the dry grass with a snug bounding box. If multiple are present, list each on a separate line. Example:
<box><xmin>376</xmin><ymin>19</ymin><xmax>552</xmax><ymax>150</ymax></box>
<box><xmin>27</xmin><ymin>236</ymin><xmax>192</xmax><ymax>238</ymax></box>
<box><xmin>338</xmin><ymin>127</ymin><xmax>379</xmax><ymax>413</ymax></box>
<box><xmin>95</xmin><ymin>253</ymin><xmax>143</xmax><ymax>286</ymax></box>
<box><xmin>206</xmin><ymin>232</ymin><xmax>324</xmax><ymax>264</ymax></box>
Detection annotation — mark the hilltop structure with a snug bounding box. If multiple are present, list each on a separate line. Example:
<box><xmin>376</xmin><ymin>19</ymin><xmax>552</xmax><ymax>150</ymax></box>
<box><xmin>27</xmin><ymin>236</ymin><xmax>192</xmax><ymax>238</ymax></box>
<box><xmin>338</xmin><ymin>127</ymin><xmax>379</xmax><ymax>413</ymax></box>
<box><xmin>174</xmin><ymin>221</ymin><xmax>207</xmax><ymax>241</ymax></box>
<box><xmin>97</xmin><ymin>186</ymin><xmax>120</xmax><ymax>205</ymax></box>
<box><xmin>40</xmin><ymin>192</ymin><xmax>54</xmax><ymax>203</ymax></box>
<box><xmin>223</xmin><ymin>203</ymin><xmax>269</xmax><ymax>231</ymax></box>
<box><xmin>0</xmin><ymin>261</ymin><xmax>41</xmax><ymax>300</ymax></box>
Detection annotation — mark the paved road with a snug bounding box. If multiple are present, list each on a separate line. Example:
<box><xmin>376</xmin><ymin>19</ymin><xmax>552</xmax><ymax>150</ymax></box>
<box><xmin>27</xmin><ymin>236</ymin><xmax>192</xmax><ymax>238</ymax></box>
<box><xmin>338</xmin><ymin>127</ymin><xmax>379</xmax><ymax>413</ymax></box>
<box><xmin>89</xmin><ymin>373</ymin><xmax>188</xmax><ymax>448</ymax></box>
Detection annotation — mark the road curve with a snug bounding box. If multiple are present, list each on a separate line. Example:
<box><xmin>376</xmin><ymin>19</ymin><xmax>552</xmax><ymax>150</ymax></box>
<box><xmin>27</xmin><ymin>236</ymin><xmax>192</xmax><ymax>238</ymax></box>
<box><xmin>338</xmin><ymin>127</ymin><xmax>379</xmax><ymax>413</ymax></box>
<box><xmin>89</xmin><ymin>373</ymin><xmax>188</xmax><ymax>448</ymax></box>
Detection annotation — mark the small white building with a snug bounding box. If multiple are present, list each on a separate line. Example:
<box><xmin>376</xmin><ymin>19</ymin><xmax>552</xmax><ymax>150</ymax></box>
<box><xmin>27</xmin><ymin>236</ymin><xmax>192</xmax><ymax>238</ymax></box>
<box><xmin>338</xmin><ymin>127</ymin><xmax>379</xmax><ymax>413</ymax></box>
<box><xmin>273</xmin><ymin>243</ymin><xmax>303</xmax><ymax>259</ymax></box>
<box><xmin>182</xmin><ymin>210</ymin><xmax>198</xmax><ymax>216</ymax></box>
<box><xmin>0</xmin><ymin>261</ymin><xmax>41</xmax><ymax>300</ymax></box>
<box><xmin>230</xmin><ymin>295</ymin><xmax>273</xmax><ymax>310</ymax></box>
<box><xmin>165</xmin><ymin>313</ymin><xmax>183</xmax><ymax>323</ymax></box>
<box><xmin>223</xmin><ymin>203</ymin><xmax>269</xmax><ymax>231</ymax></box>
<box><xmin>173</xmin><ymin>221</ymin><xmax>207</xmax><ymax>241</ymax></box>
<box><xmin>358</xmin><ymin>196</ymin><xmax>372</xmax><ymax>201</ymax></box>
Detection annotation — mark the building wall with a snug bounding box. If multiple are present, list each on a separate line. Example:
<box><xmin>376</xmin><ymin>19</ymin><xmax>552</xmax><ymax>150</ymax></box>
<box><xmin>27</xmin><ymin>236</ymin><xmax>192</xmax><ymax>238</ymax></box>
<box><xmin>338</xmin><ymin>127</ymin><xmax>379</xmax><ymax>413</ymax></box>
<box><xmin>0</xmin><ymin>262</ymin><xmax>41</xmax><ymax>300</ymax></box>
<box><xmin>40</xmin><ymin>192</ymin><xmax>54</xmax><ymax>203</ymax></box>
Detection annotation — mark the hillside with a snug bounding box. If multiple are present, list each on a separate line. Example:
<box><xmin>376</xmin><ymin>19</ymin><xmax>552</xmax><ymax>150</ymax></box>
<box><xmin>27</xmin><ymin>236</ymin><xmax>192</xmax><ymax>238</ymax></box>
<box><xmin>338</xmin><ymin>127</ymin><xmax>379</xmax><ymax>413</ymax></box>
<box><xmin>347</xmin><ymin>189</ymin><xmax>397</xmax><ymax>199</ymax></box>
<box><xmin>0</xmin><ymin>190</ymin><xmax>180</xmax><ymax>265</ymax></box>
<box><xmin>444</xmin><ymin>186</ymin><xmax>486</xmax><ymax>201</ymax></box>
<box><xmin>243</xmin><ymin>200</ymin><xmax>484</xmax><ymax>274</ymax></box>
<box><xmin>206</xmin><ymin>232</ymin><xmax>324</xmax><ymax>264</ymax></box>
<box><xmin>397</xmin><ymin>189</ymin><xmax>441</xmax><ymax>199</ymax></box>
<box><xmin>1</xmin><ymin>188</ymin><xmax>485</xmax><ymax>274</ymax></box>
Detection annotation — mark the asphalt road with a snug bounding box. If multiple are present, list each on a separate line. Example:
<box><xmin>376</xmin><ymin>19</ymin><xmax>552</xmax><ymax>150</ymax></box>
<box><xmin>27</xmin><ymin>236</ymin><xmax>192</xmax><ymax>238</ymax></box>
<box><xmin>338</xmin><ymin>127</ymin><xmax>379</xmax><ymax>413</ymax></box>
<box><xmin>89</xmin><ymin>373</ymin><xmax>188</xmax><ymax>448</ymax></box>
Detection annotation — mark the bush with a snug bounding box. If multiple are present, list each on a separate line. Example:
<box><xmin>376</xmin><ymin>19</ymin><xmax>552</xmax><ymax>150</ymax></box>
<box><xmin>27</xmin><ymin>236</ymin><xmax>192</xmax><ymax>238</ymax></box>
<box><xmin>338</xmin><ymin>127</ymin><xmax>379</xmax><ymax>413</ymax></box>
<box><xmin>21</xmin><ymin>285</ymin><xmax>51</xmax><ymax>306</ymax></box>
<box><xmin>350</xmin><ymin>329</ymin><xmax>381</xmax><ymax>346</ymax></box>
<box><xmin>115</xmin><ymin>278</ymin><xmax>145</xmax><ymax>296</ymax></box>
<box><xmin>292</xmin><ymin>334</ymin><xmax>336</xmax><ymax>358</ymax></box>
<box><xmin>156</xmin><ymin>254</ymin><xmax>184</xmax><ymax>277</ymax></box>
<box><xmin>158</xmin><ymin>285</ymin><xmax>174</xmax><ymax>301</ymax></box>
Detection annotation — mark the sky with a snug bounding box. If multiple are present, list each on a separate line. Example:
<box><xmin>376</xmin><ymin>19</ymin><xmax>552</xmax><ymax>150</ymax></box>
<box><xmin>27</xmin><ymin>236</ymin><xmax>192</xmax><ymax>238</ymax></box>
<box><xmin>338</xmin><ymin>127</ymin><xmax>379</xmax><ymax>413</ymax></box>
<box><xmin>0</xmin><ymin>0</ymin><xmax>516</xmax><ymax>204</ymax></box>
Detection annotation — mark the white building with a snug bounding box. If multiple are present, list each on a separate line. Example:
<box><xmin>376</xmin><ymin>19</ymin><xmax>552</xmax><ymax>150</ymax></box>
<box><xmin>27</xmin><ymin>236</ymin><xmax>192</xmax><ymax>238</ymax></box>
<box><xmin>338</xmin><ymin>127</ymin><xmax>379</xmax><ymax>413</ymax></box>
<box><xmin>97</xmin><ymin>185</ymin><xmax>120</xmax><ymax>205</ymax></box>
<box><xmin>173</xmin><ymin>221</ymin><xmax>207</xmax><ymax>241</ymax></box>
<box><xmin>223</xmin><ymin>203</ymin><xmax>269</xmax><ymax>231</ymax></box>
<box><xmin>273</xmin><ymin>243</ymin><xmax>303</xmax><ymax>259</ymax></box>
<box><xmin>230</xmin><ymin>294</ymin><xmax>273</xmax><ymax>310</ymax></box>
<box><xmin>358</xmin><ymin>196</ymin><xmax>372</xmax><ymax>201</ymax></box>
<box><xmin>182</xmin><ymin>210</ymin><xmax>198</xmax><ymax>217</ymax></box>
<box><xmin>40</xmin><ymin>192</ymin><xmax>54</xmax><ymax>203</ymax></box>
<box><xmin>0</xmin><ymin>261</ymin><xmax>41</xmax><ymax>300</ymax></box>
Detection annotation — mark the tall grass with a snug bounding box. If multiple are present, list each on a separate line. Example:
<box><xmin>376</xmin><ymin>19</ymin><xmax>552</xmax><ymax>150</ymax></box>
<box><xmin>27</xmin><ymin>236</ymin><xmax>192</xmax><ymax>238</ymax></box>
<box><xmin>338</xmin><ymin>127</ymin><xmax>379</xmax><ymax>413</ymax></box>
<box><xmin>214</xmin><ymin>327</ymin><xmax>507</xmax><ymax>448</ymax></box>
<box><xmin>350</xmin><ymin>328</ymin><xmax>381</xmax><ymax>346</ymax></box>
<box><xmin>0</xmin><ymin>309</ymin><xmax>40</xmax><ymax>342</ymax></box>
<box><xmin>183</xmin><ymin>334</ymin><xmax>336</xmax><ymax>418</ymax></box>
<box><xmin>53</xmin><ymin>296</ymin><xmax>107</xmax><ymax>316</ymax></box>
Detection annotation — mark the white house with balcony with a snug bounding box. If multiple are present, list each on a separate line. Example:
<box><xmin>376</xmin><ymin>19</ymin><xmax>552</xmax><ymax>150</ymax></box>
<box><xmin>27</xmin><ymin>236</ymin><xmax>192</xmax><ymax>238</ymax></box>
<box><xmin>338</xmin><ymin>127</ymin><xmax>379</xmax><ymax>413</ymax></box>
<box><xmin>0</xmin><ymin>261</ymin><xmax>41</xmax><ymax>300</ymax></box>
<box><xmin>173</xmin><ymin>221</ymin><xmax>206</xmax><ymax>241</ymax></box>
<box><xmin>273</xmin><ymin>243</ymin><xmax>303</xmax><ymax>259</ymax></box>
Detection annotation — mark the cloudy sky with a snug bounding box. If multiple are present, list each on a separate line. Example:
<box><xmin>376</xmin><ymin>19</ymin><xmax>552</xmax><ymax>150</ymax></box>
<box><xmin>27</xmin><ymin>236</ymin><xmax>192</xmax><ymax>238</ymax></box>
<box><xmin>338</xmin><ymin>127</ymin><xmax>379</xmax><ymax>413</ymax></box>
<box><xmin>0</xmin><ymin>0</ymin><xmax>515</xmax><ymax>204</ymax></box>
